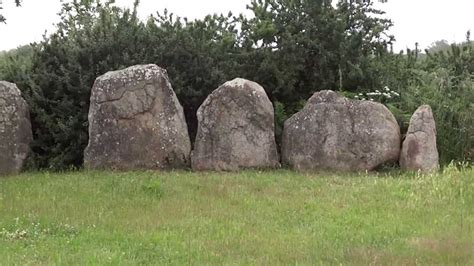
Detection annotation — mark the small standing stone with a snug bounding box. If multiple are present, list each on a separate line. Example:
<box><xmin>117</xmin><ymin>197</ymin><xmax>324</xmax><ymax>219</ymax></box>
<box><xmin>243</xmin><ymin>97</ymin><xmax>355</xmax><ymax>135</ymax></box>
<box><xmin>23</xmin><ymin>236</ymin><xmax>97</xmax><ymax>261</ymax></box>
<box><xmin>400</xmin><ymin>105</ymin><xmax>439</xmax><ymax>172</ymax></box>
<box><xmin>0</xmin><ymin>81</ymin><xmax>33</xmax><ymax>176</ymax></box>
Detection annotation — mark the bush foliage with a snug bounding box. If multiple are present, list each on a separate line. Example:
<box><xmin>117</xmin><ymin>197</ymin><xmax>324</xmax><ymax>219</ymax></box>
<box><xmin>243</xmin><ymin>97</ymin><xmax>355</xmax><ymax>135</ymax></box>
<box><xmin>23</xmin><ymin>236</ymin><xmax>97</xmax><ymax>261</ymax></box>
<box><xmin>0</xmin><ymin>0</ymin><xmax>472</xmax><ymax>169</ymax></box>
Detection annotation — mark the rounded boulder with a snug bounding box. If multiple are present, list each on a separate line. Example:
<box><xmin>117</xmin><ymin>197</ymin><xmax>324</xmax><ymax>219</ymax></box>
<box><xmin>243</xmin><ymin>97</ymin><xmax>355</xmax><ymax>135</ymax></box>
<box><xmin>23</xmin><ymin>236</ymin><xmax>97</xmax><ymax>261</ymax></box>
<box><xmin>282</xmin><ymin>90</ymin><xmax>401</xmax><ymax>172</ymax></box>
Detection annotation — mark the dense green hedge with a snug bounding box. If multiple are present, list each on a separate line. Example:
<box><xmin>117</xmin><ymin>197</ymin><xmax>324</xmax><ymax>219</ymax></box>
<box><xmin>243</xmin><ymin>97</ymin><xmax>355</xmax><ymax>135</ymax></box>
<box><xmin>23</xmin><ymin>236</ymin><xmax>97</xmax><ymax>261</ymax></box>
<box><xmin>0</xmin><ymin>0</ymin><xmax>472</xmax><ymax>169</ymax></box>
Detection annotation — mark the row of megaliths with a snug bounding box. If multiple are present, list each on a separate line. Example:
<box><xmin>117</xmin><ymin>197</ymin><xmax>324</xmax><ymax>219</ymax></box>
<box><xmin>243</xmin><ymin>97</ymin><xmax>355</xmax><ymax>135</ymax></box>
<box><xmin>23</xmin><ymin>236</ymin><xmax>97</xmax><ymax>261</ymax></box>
<box><xmin>1</xmin><ymin>64</ymin><xmax>439</xmax><ymax>175</ymax></box>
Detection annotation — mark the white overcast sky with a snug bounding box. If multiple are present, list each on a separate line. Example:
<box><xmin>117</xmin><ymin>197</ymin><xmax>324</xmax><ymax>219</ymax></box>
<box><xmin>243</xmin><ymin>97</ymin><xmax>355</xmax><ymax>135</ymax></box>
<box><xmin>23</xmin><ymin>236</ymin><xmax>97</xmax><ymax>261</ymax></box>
<box><xmin>0</xmin><ymin>0</ymin><xmax>473</xmax><ymax>52</ymax></box>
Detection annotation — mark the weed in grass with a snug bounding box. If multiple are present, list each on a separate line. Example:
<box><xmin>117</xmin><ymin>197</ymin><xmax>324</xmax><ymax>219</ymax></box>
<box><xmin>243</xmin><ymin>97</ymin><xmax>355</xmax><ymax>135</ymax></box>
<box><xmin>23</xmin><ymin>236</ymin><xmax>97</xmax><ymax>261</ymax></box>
<box><xmin>141</xmin><ymin>180</ymin><xmax>164</xmax><ymax>199</ymax></box>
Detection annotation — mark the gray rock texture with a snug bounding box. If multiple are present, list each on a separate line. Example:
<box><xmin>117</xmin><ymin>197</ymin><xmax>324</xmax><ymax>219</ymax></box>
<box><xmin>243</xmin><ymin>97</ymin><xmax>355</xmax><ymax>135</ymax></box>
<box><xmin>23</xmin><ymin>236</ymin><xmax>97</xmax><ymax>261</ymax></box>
<box><xmin>0</xmin><ymin>81</ymin><xmax>32</xmax><ymax>176</ymax></box>
<box><xmin>191</xmin><ymin>78</ymin><xmax>279</xmax><ymax>171</ymax></box>
<box><xmin>400</xmin><ymin>105</ymin><xmax>439</xmax><ymax>172</ymax></box>
<box><xmin>84</xmin><ymin>64</ymin><xmax>191</xmax><ymax>170</ymax></box>
<box><xmin>282</xmin><ymin>90</ymin><xmax>401</xmax><ymax>171</ymax></box>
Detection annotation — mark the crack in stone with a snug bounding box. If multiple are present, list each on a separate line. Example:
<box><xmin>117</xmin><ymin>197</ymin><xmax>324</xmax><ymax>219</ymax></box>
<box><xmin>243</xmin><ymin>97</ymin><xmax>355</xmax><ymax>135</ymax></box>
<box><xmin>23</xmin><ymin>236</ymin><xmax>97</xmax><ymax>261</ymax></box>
<box><xmin>346</xmin><ymin>103</ymin><xmax>361</xmax><ymax>159</ymax></box>
<box><xmin>95</xmin><ymin>81</ymin><xmax>155</xmax><ymax>105</ymax></box>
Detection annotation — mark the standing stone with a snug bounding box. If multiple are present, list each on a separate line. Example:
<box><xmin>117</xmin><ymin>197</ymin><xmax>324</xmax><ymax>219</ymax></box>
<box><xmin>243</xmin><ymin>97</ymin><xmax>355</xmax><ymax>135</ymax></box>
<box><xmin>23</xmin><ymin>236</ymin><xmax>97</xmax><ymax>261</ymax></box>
<box><xmin>0</xmin><ymin>81</ymin><xmax>32</xmax><ymax>176</ymax></box>
<box><xmin>400</xmin><ymin>105</ymin><xmax>439</xmax><ymax>172</ymax></box>
<box><xmin>84</xmin><ymin>64</ymin><xmax>191</xmax><ymax>170</ymax></box>
<box><xmin>282</xmin><ymin>90</ymin><xmax>401</xmax><ymax>171</ymax></box>
<box><xmin>191</xmin><ymin>78</ymin><xmax>279</xmax><ymax>171</ymax></box>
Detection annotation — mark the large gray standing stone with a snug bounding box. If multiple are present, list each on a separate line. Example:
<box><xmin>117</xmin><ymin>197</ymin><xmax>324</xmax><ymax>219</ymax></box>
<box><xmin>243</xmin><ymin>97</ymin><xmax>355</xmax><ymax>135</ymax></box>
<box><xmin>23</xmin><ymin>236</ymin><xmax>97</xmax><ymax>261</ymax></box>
<box><xmin>282</xmin><ymin>90</ymin><xmax>401</xmax><ymax>171</ymax></box>
<box><xmin>84</xmin><ymin>64</ymin><xmax>191</xmax><ymax>170</ymax></box>
<box><xmin>400</xmin><ymin>105</ymin><xmax>439</xmax><ymax>172</ymax></box>
<box><xmin>191</xmin><ymin>78</ymin><xmax>280</xmax><ymax>171</ymax></box>
<box><xmin>0</xmin><ymin>81</ymin><xmax>32</xmax><ymax>176</ymax></box>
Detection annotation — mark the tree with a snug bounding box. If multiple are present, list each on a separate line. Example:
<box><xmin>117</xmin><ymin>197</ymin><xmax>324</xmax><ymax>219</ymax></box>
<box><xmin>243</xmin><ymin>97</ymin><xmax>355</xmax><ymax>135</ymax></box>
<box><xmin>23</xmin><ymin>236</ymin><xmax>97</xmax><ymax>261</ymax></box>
<box><xmin>0</xmin><ymin>0</ymin><xmax>22</xmax><ymax>23</ymax></box>
<box><xmin>238</xmin><ymin>0</ymin><xmax>393</xmax><ymax>111</ymax></box>
<box><xmin>426</xmin><ymin>40</ymin><xmax>451</xmax><ymax>54</ymax></box>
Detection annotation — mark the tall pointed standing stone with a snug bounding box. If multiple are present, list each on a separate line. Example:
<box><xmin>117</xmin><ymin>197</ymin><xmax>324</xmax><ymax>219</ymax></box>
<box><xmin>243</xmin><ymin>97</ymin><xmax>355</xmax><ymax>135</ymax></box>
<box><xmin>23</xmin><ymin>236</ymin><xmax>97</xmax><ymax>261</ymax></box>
<box><xmin>400</xmin><ymin>105</ymin><xmax>439</xmax><ymax>173</ymax></box>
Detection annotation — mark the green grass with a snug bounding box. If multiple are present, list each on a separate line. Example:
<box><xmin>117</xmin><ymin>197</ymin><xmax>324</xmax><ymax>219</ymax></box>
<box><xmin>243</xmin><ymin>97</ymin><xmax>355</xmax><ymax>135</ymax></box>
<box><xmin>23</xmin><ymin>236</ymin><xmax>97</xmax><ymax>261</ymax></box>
<box><xmin>0</xmin><ymin>166</ymin><xmax>473</xmax><ymax>265</ymax></box>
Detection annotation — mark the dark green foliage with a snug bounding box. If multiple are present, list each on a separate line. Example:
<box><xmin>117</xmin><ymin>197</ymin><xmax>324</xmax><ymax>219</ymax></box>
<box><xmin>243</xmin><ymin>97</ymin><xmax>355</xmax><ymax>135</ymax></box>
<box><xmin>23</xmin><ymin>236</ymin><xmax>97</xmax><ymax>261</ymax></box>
<box><xmin>146</xmin><ymin>10</ymin><xmax>244</xmax><ymax>142</ymax></box>
<box><xmin>273</xmin><ymin>101</ymin><xmax>288</xmax><ymax>152</ymax></box>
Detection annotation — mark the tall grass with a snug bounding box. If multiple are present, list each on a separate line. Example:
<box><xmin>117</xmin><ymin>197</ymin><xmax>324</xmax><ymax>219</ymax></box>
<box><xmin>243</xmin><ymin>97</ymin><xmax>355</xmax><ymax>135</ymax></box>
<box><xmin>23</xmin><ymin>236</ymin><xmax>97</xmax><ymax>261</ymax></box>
<box><xmin>399</xmin><ymin>68</ymin><xmax>473</xmax><ymax>164</ymax></box>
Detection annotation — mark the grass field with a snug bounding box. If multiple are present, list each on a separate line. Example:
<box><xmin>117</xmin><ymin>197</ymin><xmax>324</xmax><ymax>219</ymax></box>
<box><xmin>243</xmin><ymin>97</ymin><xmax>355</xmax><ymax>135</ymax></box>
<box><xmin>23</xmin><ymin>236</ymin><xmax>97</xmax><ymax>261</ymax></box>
<box><xmin>0</xmin><ymin>166</ymin><xmax>473</xmax><ymax>265</ymax></box>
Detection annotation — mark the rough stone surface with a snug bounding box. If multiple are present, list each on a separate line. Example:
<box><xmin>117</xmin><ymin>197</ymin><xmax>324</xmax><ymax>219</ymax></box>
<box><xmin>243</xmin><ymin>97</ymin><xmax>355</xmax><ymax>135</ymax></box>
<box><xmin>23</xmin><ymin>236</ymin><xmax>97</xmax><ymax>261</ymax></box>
<box><xmin>191</xmin><ymin>78</ymin><xmax>280</xmax><ymax>171</ymax></box>
<box><xmin>282</xmin><ymin>90</ymin><xmax>401</xmax><ymax>171</ymax></box>
<box><xmin>0</xmin><ymin>81</ymin><xmax>32</xmax><ymax>176</ymax></box>
<box><xmin>400</xmin><ymin>105</ymin><xmax>439</xmax><ymax>172</ymax></box>
<box><xmin>84</xmin><ymin>64</ymin><xmax>191</xmax><ymax>170</ymax></box>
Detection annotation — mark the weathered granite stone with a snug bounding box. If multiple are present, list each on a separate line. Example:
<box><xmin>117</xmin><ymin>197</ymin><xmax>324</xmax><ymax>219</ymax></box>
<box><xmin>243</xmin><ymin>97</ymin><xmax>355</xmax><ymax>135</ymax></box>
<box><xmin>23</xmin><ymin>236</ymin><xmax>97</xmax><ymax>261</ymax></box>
<box><xmin>282</xmin><ymin>90</ymin><xmax>401</xmax><ymax>171</ymax></box>
<box><xmin>191</xmin><ymin>78</ymin><xmax>280</xmax><ymax>171</ymax></box>
<box><xmin>0</xmin><ymin>81</ymin><xmax>32</xmax><ymax>176</ymax></box>
<box><xmin>84</xmin><ymin>64</ymin><xmax>191</xmax><ymax>170</ymax></box>
<box><xmin>400</xmin><ymin>105</ymin><xmax>439</xmax><ymax>172</ymax></box>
